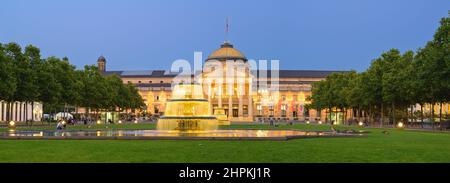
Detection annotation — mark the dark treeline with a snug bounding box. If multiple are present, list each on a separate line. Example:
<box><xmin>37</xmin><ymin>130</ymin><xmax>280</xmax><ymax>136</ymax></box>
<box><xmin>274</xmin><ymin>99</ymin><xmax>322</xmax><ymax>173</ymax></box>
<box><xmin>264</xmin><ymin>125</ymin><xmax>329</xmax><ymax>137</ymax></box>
<box><xmin>0</xmin><ymin>43</ymin><xmax>145</xmax><ymax>122</ymax></box>
<box><xmin>308</xmin><ymin>13</ymin><xmax>450</xmax><ymax>127</ymax></box>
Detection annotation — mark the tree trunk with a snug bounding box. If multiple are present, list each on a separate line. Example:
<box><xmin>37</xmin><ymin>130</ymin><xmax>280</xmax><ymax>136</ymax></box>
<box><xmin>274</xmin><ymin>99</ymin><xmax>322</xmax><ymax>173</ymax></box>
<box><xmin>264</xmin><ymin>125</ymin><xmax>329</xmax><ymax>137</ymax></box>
<box><xmin>356</xmin><ymin>108</ymin><xmax>359</xmax><ymax>123</ymax></box>
<box><xmin>412</xmin><ymin>105</ymin><xmax>415</xmax><ymax>125</ymax></box>
<box><xmin>343</xmin><ymin>108</ymin><xmax>347</xmax><ymax>125</ymax></box>
<box><xmin>7</xmin><ymin>102</ymin><xmax>11</xmax><ymax>122</ymax></box>
<box><xmin>10</xmin><ymin>102</ymin><xmax>13</xmax><ymax>122</ymax></box>
<box><xmin>420</xmin><ymin>104</ymin><xmax>424</xmax><ymax>128</ymax></box>
<box><xmin>31</xmin><ymin>101</ymin><xmax>34</xmax><ymax>126</ymax></box>
<box><xmin>23</xmin><ymin>102</ymin><xmax>25</xmax><ymax>124</ymax></box>
<box><xmin>335</xmin><ymin>109</ymin><xmax>338</xmax><ymax>125</ymax></box>
<box><xmin>14</xmin><ymin>102</ymin><xmax>17</xmax><ymax>122</ymax></box>
<box><xmin>381</xmin><ymin>103</ymin><xmax>384</xmax><ymax>128</ymax></box>
<box><xmin>5</xmin><ymin>102</ymin><xmax>10</xmax><ymax>122</ymax></box>
<box><xmin>392</xmin><ymin>103</ymin><xmax>396</xmax><ymax>127</ymax></box>
<box><xmin>329</xmin><ymin>107</ymin><xmax>332</xmax><ymax>124</ymax></box>
<box><xmin>431</xmin><ymin>103</ymin><xmax>435</xmax><ymax>130</ymax></box>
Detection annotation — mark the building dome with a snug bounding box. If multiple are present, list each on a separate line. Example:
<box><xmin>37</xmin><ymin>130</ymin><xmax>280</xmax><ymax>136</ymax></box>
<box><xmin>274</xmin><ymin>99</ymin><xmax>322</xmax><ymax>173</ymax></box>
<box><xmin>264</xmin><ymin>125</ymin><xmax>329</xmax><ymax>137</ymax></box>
<box><xmin>206</xmin><ymin>42</ymin><xmax>247</xmax><ymax>61</ymax></box>
<box><xmin>97</xmin><ymin>55</ymin><xmax>106</xmax><ymax>62</ymax></box>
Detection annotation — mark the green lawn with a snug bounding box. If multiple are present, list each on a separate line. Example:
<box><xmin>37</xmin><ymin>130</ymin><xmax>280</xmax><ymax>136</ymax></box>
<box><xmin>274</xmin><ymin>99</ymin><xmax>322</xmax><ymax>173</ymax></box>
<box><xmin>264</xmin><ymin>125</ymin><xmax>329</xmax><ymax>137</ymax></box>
<box><xmin>0</xmin><ymin>123</ymin><xmax>450</xmax><ymax>163</ymax></box>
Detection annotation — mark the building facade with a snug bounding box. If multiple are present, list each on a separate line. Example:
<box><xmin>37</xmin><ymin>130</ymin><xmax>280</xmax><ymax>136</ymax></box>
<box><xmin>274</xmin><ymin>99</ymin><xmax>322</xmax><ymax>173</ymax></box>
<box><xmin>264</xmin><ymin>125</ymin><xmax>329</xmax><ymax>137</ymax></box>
<box><xmin>102</xmin><ymin>42</ymin><xmax>347</xmax><ymax>122</ymax></box>
<box><xmin>0</xmin><ymin>101</ymin><xmax>43</xmax><ymax>122</ymax></box>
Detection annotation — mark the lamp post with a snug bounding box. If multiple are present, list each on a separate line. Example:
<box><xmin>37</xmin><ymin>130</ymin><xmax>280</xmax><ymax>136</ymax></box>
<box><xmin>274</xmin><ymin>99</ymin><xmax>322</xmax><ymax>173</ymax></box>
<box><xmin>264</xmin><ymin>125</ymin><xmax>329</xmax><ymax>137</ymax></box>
<box><xmin>397</xmin><ymin>122</ymin><xmax>404</xmax><ymax>128</ymax></box>
<box><xmin>9</xmin><ymin>121</ymin><xmax>15</xmax><ymax>129</ymax></box>
<box><xmin>358</xmin><ymin>121</ymin><xmax>364</xmax><ymax>127</ymax></box>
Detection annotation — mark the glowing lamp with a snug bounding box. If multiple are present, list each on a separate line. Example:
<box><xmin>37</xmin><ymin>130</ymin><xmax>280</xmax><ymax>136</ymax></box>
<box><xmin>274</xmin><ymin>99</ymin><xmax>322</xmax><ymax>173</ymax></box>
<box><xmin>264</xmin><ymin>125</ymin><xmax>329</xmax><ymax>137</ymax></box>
<box><xmin>358</xmin><ymin>121</ymin><xmax>364</xmax><ymax>126</ymax></box>
<box><xmin>397</xmin><ymin>122</ymin><xmax>404</xmax><ymax>128</ymax></box>
<box><xmin>134</xmin><ymin>120</ymin><xmax>138</xmax><ymax>124</ymax></box>
<box><xmin>61</xmin><ymin>121</ymin><xmax>66</xmax><ymax>125</ymax></box>
<box><xmin>318</xmin><ymin>121</ymin><xmax>322</xmax><ymax>124</ymax></box>
<box><xmin>306</xmin><ymin>121</ymin><xmax>310</xmax><ymax>124</ymax></box>
<box><xmin>9</xmin><ymin>121</ymin><xmax>15</xmax><ymax>127</ymax></box>
<box><xmin>97</xmin><ymin>120</ymin><xmax>101</xmax><ymax>124</ymax></box>
<box><xmin>118</xmin><ymin>120</ymin><xmax>122</xmax><ymax>124</ymax></box>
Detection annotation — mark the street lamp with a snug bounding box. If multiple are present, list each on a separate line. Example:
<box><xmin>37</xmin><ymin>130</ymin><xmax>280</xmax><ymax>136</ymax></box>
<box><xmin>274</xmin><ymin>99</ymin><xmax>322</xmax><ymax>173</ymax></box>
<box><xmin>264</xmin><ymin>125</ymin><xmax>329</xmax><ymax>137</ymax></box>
<box><xmin>358</xmin><ymin>121</ymin><xmax>364</xmax><ymax>127</ymax></box>
<box><xmin>9</xmin><ymin>121</ymin><xmax>15</xmax><ymax>128</ymax></box>
<box><xmin>397</xmin><ymin>122</ymin><xmax>404</xmax><ymax>128</ymax></box>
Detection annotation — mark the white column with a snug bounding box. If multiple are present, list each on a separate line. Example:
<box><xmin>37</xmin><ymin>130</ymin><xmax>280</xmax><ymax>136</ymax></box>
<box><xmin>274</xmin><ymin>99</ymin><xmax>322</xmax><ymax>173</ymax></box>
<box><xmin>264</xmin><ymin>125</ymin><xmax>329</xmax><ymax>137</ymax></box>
<box><xmin>27</xmin><ymin>102</ymin><xmax>31</xmax><ymax>121</ymax></box>
<box><xmin>228</xmin><ymin>96</ymin><xmax>232</xmax><ymax>119</ymax></box>
<box><xmin>238</xmin><ymin>97</ymin><xmax>243</xmax><ymax>118</ymax></box>
<box><xmin>0</xmin><ymin>101</ymin><xmax>3</xmax><ymax>121</ymax></box>
<box><xmin>218</xmin><ymin>86</ymin><xmax>222</xmax><ymax>108</ymax></box>
<box><xmin>287</xmin><ymin>102</ymin><xmax>291</xmax><ymax>120</ymax></box>
<box><xmin>248</xmin><ymin>96</ymin><xmax>253</xmax><ymax>121</ymax></box>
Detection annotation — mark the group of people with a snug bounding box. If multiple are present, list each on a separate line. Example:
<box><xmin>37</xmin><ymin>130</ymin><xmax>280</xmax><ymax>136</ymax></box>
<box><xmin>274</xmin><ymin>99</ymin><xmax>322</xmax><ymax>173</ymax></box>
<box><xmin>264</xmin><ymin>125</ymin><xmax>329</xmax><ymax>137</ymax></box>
<box><xmin>56</xmin><ymin>119</ymin><xmax>67</xmax><ymax>130</ymax></box>
<box><xmin>258</xmin><ymin>118</ymin><xmax>280</xmax><ymax>126</ymax></box>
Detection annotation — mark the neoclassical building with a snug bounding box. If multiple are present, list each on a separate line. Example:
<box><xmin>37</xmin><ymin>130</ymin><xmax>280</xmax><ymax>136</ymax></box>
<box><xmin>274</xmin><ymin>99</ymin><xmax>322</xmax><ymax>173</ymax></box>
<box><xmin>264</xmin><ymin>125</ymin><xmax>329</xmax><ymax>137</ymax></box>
<box><xmin>0</xmin><ymin>101</ymin><xmax>43</xmax><ymax>122</ymax></box>
<box><xmin>101</xmin><ymin>42</ymin><xmax>346</xmax><ymax>122</ymax></box>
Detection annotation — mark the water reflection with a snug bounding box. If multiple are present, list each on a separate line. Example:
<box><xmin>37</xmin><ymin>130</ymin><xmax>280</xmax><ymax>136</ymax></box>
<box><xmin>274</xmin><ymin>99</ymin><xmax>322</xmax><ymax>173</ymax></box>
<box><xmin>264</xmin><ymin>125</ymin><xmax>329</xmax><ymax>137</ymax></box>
<box><xmin>0</xmin><ymin>129</ymin><xmax>359</xmax><ymax>139</ymax></box>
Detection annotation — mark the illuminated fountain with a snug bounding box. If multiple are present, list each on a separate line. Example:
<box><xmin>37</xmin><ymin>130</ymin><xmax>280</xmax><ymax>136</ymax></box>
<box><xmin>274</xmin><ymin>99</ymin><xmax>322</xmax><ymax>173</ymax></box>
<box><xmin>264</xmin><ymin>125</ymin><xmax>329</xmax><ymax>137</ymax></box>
<box><xmin>1</xmin><ymin>84</ymin><xmax>364</xmax><ymax>140</ymax></box>
<box><xmin>214</xmin><ymin>108</ymin><xmax>230</xmax><ymax>125</ymax></box>
<box><xmin>157</xmin><ymin>84</ymin><xmax>218</xmax><ymax>131</ymax></box>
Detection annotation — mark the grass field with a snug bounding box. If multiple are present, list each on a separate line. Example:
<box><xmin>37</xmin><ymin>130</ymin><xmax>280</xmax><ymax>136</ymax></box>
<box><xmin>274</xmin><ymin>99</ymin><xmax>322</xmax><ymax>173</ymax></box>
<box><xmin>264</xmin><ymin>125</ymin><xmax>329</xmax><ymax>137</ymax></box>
<box><xmin>1</xmin><ymin>123</ymin><xmax>450</xmax><ymax>163</ymax></box>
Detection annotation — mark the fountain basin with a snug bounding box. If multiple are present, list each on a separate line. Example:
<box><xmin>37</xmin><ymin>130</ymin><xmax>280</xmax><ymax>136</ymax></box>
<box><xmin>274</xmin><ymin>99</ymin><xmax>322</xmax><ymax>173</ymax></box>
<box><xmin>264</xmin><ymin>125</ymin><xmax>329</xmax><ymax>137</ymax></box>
<box><xmin>157</xmin><ymin>116</ymin><xmax>219</xmax><ymax>131</ymax></box>
<box><xmin>0</xmin><ymin>129</ymin><xmax>363</xmax><ymax>141</ymax></box>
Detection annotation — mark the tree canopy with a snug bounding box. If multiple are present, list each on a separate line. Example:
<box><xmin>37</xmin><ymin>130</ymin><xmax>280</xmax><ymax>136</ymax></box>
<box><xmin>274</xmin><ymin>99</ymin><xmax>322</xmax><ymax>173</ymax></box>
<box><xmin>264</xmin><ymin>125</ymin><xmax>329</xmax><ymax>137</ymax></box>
<box><xmin>310</xmin><ymin>12</ymin><xmax>450</xmax><ymax>125</ymax></box>
<box><xmin>0</xmin><ymin>43</ymin><xmax>145</xmax><ymax>121</ymax></box>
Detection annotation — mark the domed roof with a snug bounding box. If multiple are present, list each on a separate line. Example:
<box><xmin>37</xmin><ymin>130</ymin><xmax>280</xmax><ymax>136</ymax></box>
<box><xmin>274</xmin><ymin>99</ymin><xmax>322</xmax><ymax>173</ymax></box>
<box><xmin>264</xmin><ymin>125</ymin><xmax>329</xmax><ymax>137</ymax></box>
<box><xmin>97</xmin><ymin>55</ymin><xmax>106</xmax><ymax>62</ymax></box>
<box><xmin>206</xmin><ymin>42</ymin><xmax>247</xmax><ymax>61</ymax></box>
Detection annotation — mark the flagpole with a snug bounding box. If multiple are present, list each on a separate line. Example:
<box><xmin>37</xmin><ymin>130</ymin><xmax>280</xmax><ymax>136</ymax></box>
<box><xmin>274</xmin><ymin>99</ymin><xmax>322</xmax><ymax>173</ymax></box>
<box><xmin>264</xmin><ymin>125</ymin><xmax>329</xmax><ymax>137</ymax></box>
<box><xmin>225</xmin><ymin>18</ymin><xmax>229</xmax><ymax>43</ymax></box>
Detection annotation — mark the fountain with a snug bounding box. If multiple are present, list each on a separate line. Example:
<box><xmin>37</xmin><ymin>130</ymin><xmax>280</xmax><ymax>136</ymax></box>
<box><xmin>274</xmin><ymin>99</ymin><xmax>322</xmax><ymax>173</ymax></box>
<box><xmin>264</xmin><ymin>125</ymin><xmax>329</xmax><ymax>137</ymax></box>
<box><xmin>0</xmin><ymin>84</ymin><xmax>364</xmax><ymax>140</ymax></box>
<box><xmin>157</xmin><ymin>84</ymin><xmax>218</xmax><ymax>131</ymax></box>
<box><xmin>213</xmin><ymin>108</ymin><xmax>230</xmax><ymax>125</ymax></box>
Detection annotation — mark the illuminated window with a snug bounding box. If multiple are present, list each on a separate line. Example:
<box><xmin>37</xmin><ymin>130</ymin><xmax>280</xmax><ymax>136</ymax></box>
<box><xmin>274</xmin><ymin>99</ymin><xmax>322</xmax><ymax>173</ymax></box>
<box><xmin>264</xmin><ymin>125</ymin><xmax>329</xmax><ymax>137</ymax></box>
<box><xmin>257</xmin><ymin>104</ymin><xmax>262</xmax><ymax>116</ymax></box>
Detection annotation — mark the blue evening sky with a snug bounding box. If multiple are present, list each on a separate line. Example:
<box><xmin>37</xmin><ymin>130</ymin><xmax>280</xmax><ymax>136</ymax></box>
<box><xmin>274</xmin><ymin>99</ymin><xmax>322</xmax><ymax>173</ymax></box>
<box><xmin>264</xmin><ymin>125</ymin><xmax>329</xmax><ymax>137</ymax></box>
<box><xmin>0</xmin><ymin>0</ymin><xmax>448</xmax><ymax>71</ymax></box>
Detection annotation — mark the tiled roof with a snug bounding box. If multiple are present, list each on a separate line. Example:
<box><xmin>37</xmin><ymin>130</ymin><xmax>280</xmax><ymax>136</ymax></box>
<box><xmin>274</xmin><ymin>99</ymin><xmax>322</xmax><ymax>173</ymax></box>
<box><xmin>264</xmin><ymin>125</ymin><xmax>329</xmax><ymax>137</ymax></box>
<box><xmin>135</xmin><ymin>83</ymin><xmax>172</xmax><ymax>87</ymax></box>
<box><xmin>103</xmin><ymin>70</ymin><xmax>180</xmax><ymax>78</ymax></box>
<box><xmin>253</xmin><ymin>70</ymin><xmax>347</xmax><ymax>78</ymax></box>
<box><xmin>103</xmin><ymin>70</ymin><xmax>346</xmax><ymax>78</ymax></box>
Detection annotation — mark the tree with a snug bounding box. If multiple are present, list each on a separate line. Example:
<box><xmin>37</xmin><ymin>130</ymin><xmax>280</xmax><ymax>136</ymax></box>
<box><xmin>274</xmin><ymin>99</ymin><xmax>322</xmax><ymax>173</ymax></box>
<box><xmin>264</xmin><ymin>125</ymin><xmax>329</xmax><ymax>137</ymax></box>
<box><xmin>23</xmin><ymin>45</ymin><xmax>42</xmax><ymax>123</ymax></box>
<box><xmin>0</xmin><ymin>43</ymin><xmax>17</xmax><ymax>122</ymax></box>
<box><xmin>429</xmin><ymin>12</ymin><xmax>450</xmax><ymax>122</ymax></box>
<box><xmin>37</xmin><ymin>57</ymin><xmax>64</xmax><ymax>115</ymax></box>
<box><xmin>381</xmin><ymin>49</ymin><xmax>415</xmax><ymax>126</ymax></box>
<box><xmin>80</xmin><ymin>65</ymin><xmax>104</xmax><ymax>120</ymax></box>
<box><xmin>126</xmin><ymin>82</ymin><xmax>145</xmax><ymax>114</ymax></box>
